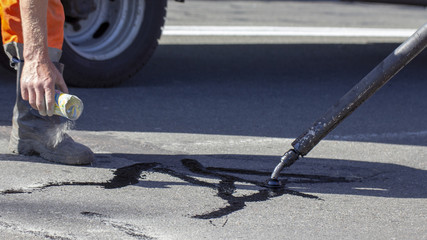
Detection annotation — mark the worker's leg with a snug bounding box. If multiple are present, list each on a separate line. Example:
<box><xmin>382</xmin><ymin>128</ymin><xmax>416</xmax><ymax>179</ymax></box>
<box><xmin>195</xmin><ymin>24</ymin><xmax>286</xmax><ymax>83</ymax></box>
<box><xmin>1</xmin><ymin>0</ymin><xmax>94</xmax><ymax>165</ymax></box>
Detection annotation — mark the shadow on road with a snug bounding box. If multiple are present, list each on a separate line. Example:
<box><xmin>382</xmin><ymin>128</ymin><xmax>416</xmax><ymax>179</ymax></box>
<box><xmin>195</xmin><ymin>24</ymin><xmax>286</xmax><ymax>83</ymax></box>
<box><xmin>1</xmin><ymin>43</ymin><xmax>427</xmax><ymax>146</ymax></box>
<box><xmin>1</xmin><ymin>152</ymin><xmax>425</xmax><ymax>219</ymax></box>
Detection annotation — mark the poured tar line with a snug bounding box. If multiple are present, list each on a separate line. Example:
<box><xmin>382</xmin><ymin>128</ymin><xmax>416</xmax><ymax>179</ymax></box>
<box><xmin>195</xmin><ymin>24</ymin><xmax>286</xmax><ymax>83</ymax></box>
<box><xmin>163</xmin><ymin>26</ymin><xmax>416</xmax><ymax>38</ymax></box>
<box><xmin>0</xmin><ymin>158</ymin><xmax>352</xmax><ymax>219</ymax></box>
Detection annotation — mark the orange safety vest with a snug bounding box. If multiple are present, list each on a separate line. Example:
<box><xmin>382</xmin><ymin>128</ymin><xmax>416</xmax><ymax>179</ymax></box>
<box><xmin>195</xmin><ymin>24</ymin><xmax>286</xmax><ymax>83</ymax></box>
<box><xmin>0</xmin><ymin>0</ymin><xmax>64</xmax><ymax>50</ymax></box>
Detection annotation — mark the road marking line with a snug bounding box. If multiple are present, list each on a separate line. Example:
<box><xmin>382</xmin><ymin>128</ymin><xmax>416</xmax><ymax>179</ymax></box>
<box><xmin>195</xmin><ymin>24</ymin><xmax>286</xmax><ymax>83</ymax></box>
<box><xmin>330</xmin><ymin>130</ymin><xmax>427</xmax><ymax>141</ymax></box>
<box><xmin>163</xmin><ymin>26</ymin><xmax>416</xmax><ymax>37</ymax></box>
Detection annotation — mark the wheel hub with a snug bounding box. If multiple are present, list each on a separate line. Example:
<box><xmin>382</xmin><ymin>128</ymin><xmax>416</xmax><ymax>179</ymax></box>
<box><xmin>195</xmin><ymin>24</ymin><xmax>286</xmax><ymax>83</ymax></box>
<box><xmin>63</xmin><ymin>0</ymin><xmax>145</xmax><ymax>61</ymax></box>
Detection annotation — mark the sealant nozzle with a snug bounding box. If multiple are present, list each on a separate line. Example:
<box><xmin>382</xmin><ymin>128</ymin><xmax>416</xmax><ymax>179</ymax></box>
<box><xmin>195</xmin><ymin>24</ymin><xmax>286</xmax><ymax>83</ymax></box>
<box><xmin>267</xmin><ymin>149</ymin><xmax>300</xmax><ymax>188</ymax></box>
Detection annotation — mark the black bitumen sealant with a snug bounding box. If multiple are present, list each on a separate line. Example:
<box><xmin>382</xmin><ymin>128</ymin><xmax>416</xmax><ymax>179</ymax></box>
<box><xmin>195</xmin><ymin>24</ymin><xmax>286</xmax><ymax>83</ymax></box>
<box><xmin>0</xmin><ymin>158</ymin><xmax>352</xmax><ymax>219</ymax></box>
<box><xmin>102</xmin><ymin>158</ymin><xmax>351</xmax><ymax>219</ymax></box>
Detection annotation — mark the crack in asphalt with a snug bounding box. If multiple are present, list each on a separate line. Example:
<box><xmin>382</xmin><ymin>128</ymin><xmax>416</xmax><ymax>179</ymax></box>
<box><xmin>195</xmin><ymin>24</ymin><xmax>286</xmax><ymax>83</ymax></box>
<box><xmin>0</xmin><ymin>219</ymin><xmax>73</xmax><ymax>240</ymax></box>
<box><xmin>0</xmin><ymin>159</ymin><xmax>354</xmax><ymax>220</ymax></box>
<box><xmin>0</xmin><ymin>214</ymin><xmax>154</xmax><ymax>240</ymax></box>
<box><xmin>80</xmin><ymin>211</ymin><xmax>156</xmax><ymax>240</ymax></box>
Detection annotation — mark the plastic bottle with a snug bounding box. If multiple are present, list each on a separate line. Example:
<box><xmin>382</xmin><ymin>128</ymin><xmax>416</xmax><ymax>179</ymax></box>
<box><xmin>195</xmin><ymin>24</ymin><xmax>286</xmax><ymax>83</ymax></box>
<box><xmin>54</xmin><ymin>90</ymin><xmax>84</xmax><ymax>120</ymax></box>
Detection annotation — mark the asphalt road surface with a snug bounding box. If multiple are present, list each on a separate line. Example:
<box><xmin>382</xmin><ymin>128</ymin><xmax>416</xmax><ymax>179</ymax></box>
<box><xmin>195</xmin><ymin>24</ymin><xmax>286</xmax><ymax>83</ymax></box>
<box><xmin>0</xmin><ymin>1</ymin><xmax>426</xmax><ymax>239</ymax></box>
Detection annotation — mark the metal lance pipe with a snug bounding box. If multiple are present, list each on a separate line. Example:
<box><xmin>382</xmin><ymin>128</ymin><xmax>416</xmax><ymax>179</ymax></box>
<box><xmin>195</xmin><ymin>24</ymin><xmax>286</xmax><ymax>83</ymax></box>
<box><xmin>268</xmin><ymin>22</ymin><xmax>427</xmax><ymax>187</ymax></box>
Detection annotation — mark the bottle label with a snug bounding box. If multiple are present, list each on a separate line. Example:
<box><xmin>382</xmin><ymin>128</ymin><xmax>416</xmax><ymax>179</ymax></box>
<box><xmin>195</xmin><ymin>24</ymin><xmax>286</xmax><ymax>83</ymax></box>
<box><xmin>54</xmin><ymin>90</ymin><xmax>84</xmax><ymax>120</ymax></box>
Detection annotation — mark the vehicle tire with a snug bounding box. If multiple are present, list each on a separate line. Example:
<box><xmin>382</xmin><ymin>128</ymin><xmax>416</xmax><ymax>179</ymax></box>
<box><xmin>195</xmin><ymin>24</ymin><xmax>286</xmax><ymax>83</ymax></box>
<box><xmin>0</xmin><ymin>49</ymin><xmax>11</xmax><ymax>70</ymax></box>
<box><xmin>61</xmin><ymin>0</ymin><xmax>167</xmax><ymax>88</ymax></box>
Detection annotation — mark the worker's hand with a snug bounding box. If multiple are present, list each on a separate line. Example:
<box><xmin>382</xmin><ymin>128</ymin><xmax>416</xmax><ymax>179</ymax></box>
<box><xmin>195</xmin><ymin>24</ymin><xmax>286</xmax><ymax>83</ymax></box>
<box><xmin>20</xmin><ymin>60</ymin><xmax>68</xmax><ymax>117</ymax></box>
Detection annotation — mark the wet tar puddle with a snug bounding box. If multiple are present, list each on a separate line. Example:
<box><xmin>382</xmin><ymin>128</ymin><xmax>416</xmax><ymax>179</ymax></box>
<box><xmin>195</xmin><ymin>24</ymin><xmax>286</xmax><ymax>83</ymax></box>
<box><xmin>105</xmin><ymin>159</ymin><xmax>352</xmax><ymax>219</ymax></box>
<box><xmin>0</xmin><ymin>158</ymin><xmax>352</xmax><ymax>219</ymax></box>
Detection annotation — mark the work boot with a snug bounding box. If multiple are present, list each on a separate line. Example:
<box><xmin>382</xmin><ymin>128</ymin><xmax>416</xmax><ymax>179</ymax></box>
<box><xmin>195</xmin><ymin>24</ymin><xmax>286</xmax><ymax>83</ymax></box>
<box><xmin>6</xmin><ymin>44</ymin><xmax>94</xmax><ymax>165</ymax></box>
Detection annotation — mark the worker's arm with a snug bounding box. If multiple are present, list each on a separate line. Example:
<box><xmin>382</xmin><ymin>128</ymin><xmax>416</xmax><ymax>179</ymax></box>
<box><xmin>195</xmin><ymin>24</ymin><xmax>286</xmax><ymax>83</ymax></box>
<box><xmin>19</xmin><ymin>0</ymin><xmax>68</xmax><ymax>116</ymax></box>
